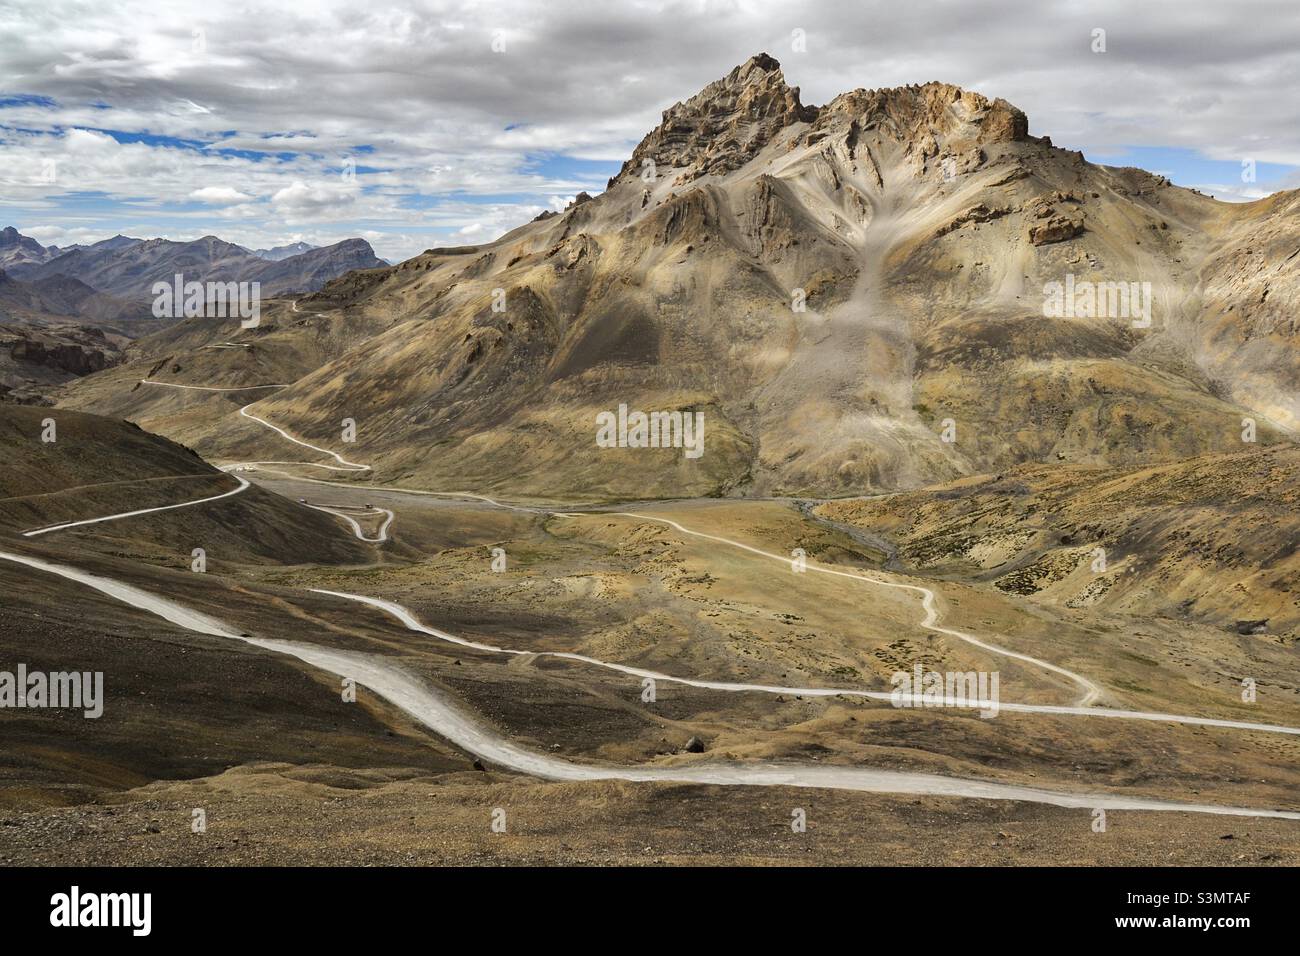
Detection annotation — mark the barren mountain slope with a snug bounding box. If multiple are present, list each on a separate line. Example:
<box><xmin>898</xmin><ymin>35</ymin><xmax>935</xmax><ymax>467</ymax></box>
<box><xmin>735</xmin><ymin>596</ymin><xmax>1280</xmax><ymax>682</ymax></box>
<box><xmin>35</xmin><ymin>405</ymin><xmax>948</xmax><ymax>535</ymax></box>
<box><xmin>0</xmin><ymin>405</ymin><xmax>369</xmax><ymax>566</ymax></box>
<box><xmin>53</xmin><ymin>294</ymin><xmax>417</xmax><ymax>446</ymax></box>
<box><xmin>1194</xmin><ymin>189</ymin><xmax>1300</xmax><ymax>432</ymax></box>
<box><xmin>58</xmin><ymin>54</ymin><xmax>1298</xmax><ymax>499</ymax></box>
<box><xmin>815</xmin><ymin>443</ymin><xmax>1300</xmax><ymax>636</ymax></box>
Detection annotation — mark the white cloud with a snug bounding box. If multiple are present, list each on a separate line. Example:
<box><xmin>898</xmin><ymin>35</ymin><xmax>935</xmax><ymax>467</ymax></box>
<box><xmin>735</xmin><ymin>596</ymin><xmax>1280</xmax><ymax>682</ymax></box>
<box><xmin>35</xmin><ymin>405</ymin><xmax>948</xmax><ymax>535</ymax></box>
<box><xmin>271</xmin><ymin>180</ymin><xmax>358</xmax><ymax>217</ymax></box>
<box><xmin>0</xmin><ymin>0</ymin><xmax>1294</xmax><ymax>263</ymax></box>
<box><xmin>189</xmin><ymin>186</ymin><xmax>253</xmax><ymax>204</ymax></box>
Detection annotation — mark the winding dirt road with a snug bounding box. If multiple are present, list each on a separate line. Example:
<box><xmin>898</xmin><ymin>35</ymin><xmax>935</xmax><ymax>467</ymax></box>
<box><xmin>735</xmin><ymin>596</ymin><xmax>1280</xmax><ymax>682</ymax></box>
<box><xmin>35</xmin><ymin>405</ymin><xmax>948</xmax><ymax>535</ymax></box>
<box><xmin>303</xmin><ymin>504</ymin><xmax>394</xmax><ymax>542</ymax></box>
<box><xmin>15</xmin><ymin>380</ymin><xmax>1297</xmax><ymax>821</ymax></box>
<box><xmin>312</xmin><ymin>588</ymin><xmax>1300</xmax><ymax>737</ymax></box>
<box><xmin>2</xmin><ymin>546</ymin><xmax>1296</xmax><ymax>820</ymax></box>
<box><xmin>22</xmin><ymin>475</ymin><xmax>251</xmax><ymax>538</ymax></box>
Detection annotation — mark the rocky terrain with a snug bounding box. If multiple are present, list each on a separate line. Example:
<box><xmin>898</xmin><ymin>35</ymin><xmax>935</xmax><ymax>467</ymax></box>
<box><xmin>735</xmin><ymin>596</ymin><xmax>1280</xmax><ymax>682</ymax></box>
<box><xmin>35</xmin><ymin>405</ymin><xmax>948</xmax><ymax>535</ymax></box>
<box><xmin>0</xmin><ymin>321</ymin><xmax>126</xmax><ymax>405</ymax></box>
<box><xmin>816</xmin><ymin>443</ymin><xmax>1300</xmax><ymax>639</ymax></box>
<box><xmin>4</xmin><ymin>462</ymin><xmax>1298</xmax><ymax>864</ymax></box>
<box><xmin>57</xmin><ymin>55</ymin><xmax>1297</xmax><ymax>500</ymax></box>
<box><xmin>5</xmin><ymin>773</ymin><xmax>1296</xmax><ymax>866</ymax></box>
<box><xmin>3</xmin><ymin>54</ymin><xmax>1298</xmax><ymax>869</ymax></box>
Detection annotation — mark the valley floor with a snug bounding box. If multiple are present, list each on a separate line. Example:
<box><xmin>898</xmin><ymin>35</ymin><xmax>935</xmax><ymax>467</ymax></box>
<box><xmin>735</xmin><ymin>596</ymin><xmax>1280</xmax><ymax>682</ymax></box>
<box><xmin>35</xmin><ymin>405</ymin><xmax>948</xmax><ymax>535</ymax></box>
<box><xmin>2</xmin><ymin>457</ymin><xmax>1299</xmax><ymax>865</ymax></box>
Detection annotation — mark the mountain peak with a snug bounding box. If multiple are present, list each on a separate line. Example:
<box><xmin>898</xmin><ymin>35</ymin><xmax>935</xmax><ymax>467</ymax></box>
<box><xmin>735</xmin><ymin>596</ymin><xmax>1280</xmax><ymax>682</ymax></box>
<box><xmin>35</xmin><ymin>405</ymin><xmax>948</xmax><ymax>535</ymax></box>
<box><xmin>0</xmin><ymin>226</ymin><xmax>56</xmax><ymax>271</ymax></box>
<box><xmin>612</xmin><ymin>60</ymin><xmax>1040</xmax><ymax>190</ymax></box>
<box><xmin>815</xmin><ymin>80</ymin><xmax>1030</xmax><ymax>149</ymax></box>
<box><xmin>0</xmin><ymin>226</ymin><xmax>42</xmax><ymax>251</ymax></box>
<box><xmin>732</xmin><ymin>51</ymin><xmax>783</xmax><ymax>80</ymax></box>
<box><xmin>617</xmin><ymin>53</ymin><xmax>817</xmax><ymax>184</ymax></box>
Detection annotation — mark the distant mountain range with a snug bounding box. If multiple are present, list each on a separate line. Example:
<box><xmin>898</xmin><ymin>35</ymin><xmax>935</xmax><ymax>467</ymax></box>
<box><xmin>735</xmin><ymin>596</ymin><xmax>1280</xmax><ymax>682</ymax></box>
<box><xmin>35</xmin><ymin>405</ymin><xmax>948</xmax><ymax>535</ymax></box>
<box><xmin>0</xmin><ymin>225</ymin><xmax>386</xmax><ymax>401</ymax></box>
<box><xmin>0</xmin><ymin>227</ymin><xmax>385</xmax><ymax>325</ymax></box>
<box><xmin>250</xmin><ymin>241</ymin><xmax>319</xmax><ymax>261</ymax></box>
<box><xmin>0</xmin><ymin>269</ymin><xmax>137</xmax><ymax>324</ymax></box>
<box><xmin>1</xmin><ymin>227</ymin><xmax>144</xmax><ymax>271</ymax></box>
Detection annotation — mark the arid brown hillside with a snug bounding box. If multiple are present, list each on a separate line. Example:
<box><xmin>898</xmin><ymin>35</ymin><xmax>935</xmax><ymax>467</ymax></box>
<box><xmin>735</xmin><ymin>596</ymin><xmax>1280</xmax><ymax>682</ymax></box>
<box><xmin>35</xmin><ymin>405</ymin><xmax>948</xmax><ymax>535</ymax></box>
<box><xmin>0</xmin><ymin>405</ymin><xmax>369</xmax><ymax>567</ymax></box>
<box><xmin>815</xmin><ymin>444</ymin><xmax>1300</xmax><ymax>636</ymax></box>
<box><xmin>59</xmin><ymin>54</ymin><xmax>1299</xmax><ymax>500</ymax></box>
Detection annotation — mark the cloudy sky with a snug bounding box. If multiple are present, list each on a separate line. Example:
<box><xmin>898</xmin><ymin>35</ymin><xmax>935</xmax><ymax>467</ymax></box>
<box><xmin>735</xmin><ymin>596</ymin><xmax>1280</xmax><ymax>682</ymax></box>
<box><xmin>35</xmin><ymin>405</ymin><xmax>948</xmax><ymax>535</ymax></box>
<box><xmin>1</xmin><ymin>0</ymin><xmax>1296</xmax><ymax>262</ymax></box>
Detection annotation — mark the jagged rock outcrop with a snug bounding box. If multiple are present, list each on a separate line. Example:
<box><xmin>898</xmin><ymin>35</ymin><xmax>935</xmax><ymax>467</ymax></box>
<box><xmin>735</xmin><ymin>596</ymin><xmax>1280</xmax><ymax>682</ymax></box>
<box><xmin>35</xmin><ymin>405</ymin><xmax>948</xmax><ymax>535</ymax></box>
<box><xmin>812</xmin><ymin>81</ymin><xmax>1029</xmax><ymax>150</ymax></box>
<box><xmin>1</xmin><ymin>321</ymin><xmax>123</xmax><ymax>404</ymax></box>
<box><xmin>9</xmin><ymin>338</ymin><xmax>109</xmax><ymax>375</ymax></box>
<box><xmin>935</xmin><ymin>203</ymin><xmax>1013</xmax><ymax>237</ymax></box>
<box><xmin>1028</xmin><ymin>214</ymin><xmax>1085</xmax><ymax>245</ymax></box>
<box><xmin>616</xmin><ymin>53</ymin><xmax>817</xmax><ymax>183</ymax></box>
